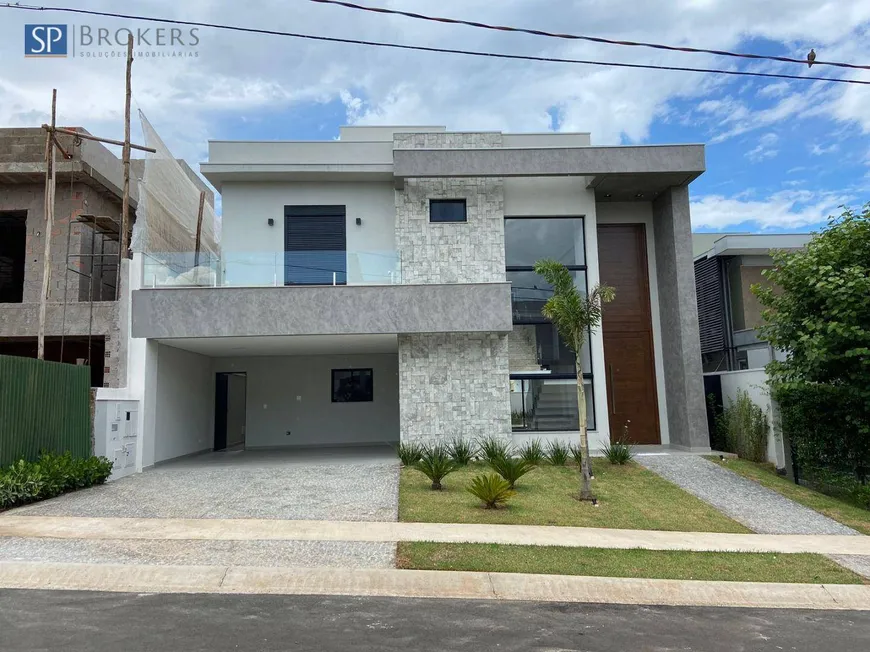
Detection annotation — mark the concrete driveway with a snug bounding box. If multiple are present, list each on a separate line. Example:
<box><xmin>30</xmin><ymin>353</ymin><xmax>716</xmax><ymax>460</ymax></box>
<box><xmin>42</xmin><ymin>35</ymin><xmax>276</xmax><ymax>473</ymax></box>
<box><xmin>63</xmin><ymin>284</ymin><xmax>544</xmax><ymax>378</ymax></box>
<box><xmin>12</xmin><ymin>445</ymin><xmax>400</xmax><ymax>521</ymax></box>
<box><xmin>3</xmin><ymin>446</ymin><xmax>400</xmax><ymax>569</ymax></box>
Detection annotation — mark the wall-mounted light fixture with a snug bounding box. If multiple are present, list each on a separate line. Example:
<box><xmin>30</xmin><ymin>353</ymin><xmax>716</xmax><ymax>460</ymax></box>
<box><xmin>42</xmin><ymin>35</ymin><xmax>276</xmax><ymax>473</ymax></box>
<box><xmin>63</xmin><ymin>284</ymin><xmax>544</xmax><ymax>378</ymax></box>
<box><xmin>355</xmin><ymin>217</ymin><xmax>362</xmax><ymax>225</ymax></box>
<box><xmin>267</xmin><ymin>218</ymin><xmax>274</xmax><ymax>226</ymax></box>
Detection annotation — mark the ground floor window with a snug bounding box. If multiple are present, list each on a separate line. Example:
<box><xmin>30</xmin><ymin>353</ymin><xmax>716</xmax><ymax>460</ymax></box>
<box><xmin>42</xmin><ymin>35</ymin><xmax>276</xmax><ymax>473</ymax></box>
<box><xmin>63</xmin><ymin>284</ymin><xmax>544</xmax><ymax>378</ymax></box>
<box><xmin>331</xmin><ymin>368</ymin><xmax>373</xmax><ymax>403</ymax></box>
<box><xmin>510</xmin><ymin>376</ymin><xmax>595</xmax><ymax>431</ymax></box>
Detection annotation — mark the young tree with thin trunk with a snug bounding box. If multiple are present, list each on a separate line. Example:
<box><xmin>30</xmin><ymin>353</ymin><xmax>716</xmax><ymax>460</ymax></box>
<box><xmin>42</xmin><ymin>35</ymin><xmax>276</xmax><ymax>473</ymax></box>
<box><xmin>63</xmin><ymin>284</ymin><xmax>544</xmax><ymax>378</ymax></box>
<box><xmin>534</xmin><ymin>259</ymin><xmax>615</xmax><ymax>501</ymax></box>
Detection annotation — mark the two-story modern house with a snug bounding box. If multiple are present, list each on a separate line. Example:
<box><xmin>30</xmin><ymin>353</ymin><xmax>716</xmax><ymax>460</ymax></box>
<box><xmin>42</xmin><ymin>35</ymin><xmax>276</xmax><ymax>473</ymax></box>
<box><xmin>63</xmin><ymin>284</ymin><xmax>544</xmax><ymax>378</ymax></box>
<box><xmin>130</xmin><ymin>126</ymin><xmax>710</xmax><ymax>467</ymax></box>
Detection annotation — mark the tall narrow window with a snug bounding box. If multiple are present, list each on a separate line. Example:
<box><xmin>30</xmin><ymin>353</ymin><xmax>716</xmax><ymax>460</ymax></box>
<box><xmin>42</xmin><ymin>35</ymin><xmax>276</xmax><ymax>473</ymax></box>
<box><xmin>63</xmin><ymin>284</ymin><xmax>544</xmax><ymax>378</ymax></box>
<box><xmin>505</xmin><ymin>216</ymin><xmax>595</xmax><ymax>432</ymax></box>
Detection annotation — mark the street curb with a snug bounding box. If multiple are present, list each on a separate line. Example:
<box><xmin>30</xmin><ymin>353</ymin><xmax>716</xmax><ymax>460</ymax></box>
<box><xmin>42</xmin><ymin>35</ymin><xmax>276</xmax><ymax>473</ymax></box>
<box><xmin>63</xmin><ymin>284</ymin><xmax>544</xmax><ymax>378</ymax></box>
<box><xmin>2</xmin><ymin>515</ymin><xmax>869</xmax><ymax>555</ymax></box>
<box><xmin>1</xmin><ymin>562</ymin><xmax>868</xmax><ymax>610</ymax></box>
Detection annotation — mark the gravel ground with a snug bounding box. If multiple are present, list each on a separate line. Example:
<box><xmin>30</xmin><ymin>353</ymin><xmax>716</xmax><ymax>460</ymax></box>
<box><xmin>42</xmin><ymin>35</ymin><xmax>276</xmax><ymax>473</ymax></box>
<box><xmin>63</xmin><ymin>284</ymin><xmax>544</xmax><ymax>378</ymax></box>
<box><xmin>0</xmin><ymin>537</ymin><xmax>396</xmax><ymax>569</ymax></box>
<box><xmin>11</xmin><ymin>458</ymin><xmax>400</xmax><ymax>522</ymax></box>
<box><xmin>635</xmin><ymin>455</ymin><xmax>857</xmax><ymax>535</ymax></box>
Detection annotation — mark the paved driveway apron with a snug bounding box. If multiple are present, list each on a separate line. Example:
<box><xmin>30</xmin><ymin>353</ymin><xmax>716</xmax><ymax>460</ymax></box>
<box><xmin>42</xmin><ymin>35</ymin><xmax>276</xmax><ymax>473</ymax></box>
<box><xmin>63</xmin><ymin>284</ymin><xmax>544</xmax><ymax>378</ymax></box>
<box><xmin>2</xmin><ymin>448</ymin><xmax>401</xmax><ymax>569</ymax></box>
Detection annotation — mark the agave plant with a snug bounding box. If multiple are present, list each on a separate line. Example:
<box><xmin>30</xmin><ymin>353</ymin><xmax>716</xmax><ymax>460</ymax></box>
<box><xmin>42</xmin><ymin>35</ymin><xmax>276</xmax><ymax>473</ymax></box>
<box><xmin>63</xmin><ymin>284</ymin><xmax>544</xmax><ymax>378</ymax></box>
<box><xmin>413</xmin><ymin>444</ymin><xmax>461</xmax><ymax>490</ymax></box>
<box><xmin>447</xmin><ymin>437</ymin><xmax>477</xmax><ymax>466</ymax></box>
<box><xmin>545</xmin><ymin>440</ymin><xmax>570</xmax><ymax>466</ymax></box>
<box><xmin>478</xmin><ymin>435</ymin><xmax>513</xmax><ymax>465</ymax></box>
<box><xmin>488</xmin><ymin>455</ymin><xmax>535</xmax><ymax>489</ymax></box>
<box><xmin>467</xmin><ymin>473</ymin><xmax>515</xmax><ymax>509</ymax></box>
<box><xmin>518</xmin><ymin>439</ymin><xmax>545</xmax><ymax>465</ymax></box>
<box><xmin>397</xmin><ymin>441</ymin><xmax>424</xmax><ymax>466</ymax></box>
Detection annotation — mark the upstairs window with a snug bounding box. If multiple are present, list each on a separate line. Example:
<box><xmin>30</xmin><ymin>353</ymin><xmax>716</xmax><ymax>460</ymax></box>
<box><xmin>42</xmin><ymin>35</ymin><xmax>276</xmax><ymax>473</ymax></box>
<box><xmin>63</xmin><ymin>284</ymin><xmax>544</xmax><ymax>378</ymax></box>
<box><xmin>429</xmin><ymin>199</ymin><xmax>467</xmax><ymax>223</ymax></box>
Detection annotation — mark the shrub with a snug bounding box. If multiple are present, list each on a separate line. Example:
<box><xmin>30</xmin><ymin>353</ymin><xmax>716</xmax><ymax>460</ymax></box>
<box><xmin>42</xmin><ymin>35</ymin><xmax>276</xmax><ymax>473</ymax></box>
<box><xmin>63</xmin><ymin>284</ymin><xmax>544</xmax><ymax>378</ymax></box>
<box><xmin>478</xmin><ymin>435</ymin><xmax>513</xmax><ymax>465</ymax></box>
<box><xmin>602</xmin><ymin>440</ymin><xmax>634</xmax><ymax>465</ymax></box>
<box><xmin>569</xmin><ymin>443</ymin><xmax>583</xmax><ymax>468</ymax></box>
<box><xmin>602</xmin><ymin>421</ymin><xmax>635</xmax><ymax>465</ymax></box>
<box><xmin>488</xmin><ymin>455</ymin><xmax>535</xmax><ymax>489</ymax></box>
<box><xmin>0</xmin><ymin>452</ymin><xmax>113</xmax><ymax>510</ymax></box>
<box><xmin>518</xmin><ymin>439</ymin><xmax>545</xmax><ymax>465</ymax></box>
<box><xmin>447</xmin><ymin>438</ymin><xmax>477</xmax><ymax>466</ymax></box>
<box><xmin>714</xmin><ymin>389</ymin><xmax>768</xmax><ymax>463</ymax></box>
<box><xmin>412</xmin><ymin>444</ymin><xmax>461</xmax><ymax>490</ymax></box>
<box><xmin>397</xmin><ymin>441</ymin><xmax>424</xmax><ymax>466</ymax></box>
<box><xmin>467</xmin><ymin>473</ymin><xmax>515</xmax><ymax>509</ymax></box>
<box><xmin>545</xmin><ymin>440</ymin><xmax>570</xmax><ymax>466</ymax></box>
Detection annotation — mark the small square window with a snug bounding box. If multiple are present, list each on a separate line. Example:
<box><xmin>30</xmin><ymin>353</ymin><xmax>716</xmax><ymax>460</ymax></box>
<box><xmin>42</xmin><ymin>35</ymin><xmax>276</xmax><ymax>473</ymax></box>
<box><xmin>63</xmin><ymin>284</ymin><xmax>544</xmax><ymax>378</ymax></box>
<box><xmin>429</xmin><ymin>199</ymin><xmax>467</xmax><ymax>223</ymax></box>
<box><xmin>331</xmin><ymin>368</ymin><xmax>373</xmax><ymax>402</ymax></box>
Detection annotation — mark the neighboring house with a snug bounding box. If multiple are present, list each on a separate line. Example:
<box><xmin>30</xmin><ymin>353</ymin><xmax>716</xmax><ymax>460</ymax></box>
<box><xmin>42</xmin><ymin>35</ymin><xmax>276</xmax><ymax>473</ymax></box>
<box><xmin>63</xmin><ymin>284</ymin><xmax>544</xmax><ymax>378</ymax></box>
<box><xmin>129</xmin><ymin>126</ymin><xmax>711</xmax><ymax>468</ymax></box>
<box><xmin>0</xmin><ymin>128</ymin><xmax>213</xmax><ymax>391</ymax></box>
<box><xmin>693</xmin><ymin>233</ymin><xmax>811</xmax><ymax>372</ymax></box>
<box><xmin>0</xmin><ymin>127</ymin><xmax>133</xmax><ymax>388</ymax></box>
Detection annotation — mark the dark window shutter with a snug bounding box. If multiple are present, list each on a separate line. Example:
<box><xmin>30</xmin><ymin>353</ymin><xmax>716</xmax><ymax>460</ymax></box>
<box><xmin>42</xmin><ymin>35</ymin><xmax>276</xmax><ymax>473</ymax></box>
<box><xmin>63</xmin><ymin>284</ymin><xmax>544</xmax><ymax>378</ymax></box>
<box><xmin>284</xmin><ymin>206</ymin><xmax>346</xmax><ymax>285</ymax></box>
<box><xmin>694</xmin><ymin>257</ymin><xmax>727</xmax><ymax>354</ymax></box>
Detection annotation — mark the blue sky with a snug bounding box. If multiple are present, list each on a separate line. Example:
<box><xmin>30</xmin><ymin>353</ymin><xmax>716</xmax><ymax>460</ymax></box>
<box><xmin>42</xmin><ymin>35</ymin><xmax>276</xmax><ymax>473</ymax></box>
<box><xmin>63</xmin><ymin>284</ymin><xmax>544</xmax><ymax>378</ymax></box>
<box><xmin>1</xmin><ymin>0</ymin><xmax>868</xmax><ymax>232</ymax></box>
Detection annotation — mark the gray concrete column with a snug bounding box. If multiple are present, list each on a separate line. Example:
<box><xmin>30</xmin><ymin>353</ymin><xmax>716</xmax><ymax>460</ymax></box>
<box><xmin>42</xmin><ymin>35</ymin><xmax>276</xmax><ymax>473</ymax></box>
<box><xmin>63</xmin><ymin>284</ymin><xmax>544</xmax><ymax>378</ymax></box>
<box><xmin>652</xmin><ymin>186</ymin><xmax>710</xmax><ymax>451</ymax></box>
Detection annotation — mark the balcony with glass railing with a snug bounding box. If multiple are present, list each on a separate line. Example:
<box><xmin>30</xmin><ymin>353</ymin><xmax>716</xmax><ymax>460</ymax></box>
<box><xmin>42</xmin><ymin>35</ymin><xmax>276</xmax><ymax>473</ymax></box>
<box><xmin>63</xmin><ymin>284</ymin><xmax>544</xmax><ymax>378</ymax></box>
<box><xmin>141</xmin><ymin>250</ymin><xmax>402</xmax><ymax>288</ymax></box>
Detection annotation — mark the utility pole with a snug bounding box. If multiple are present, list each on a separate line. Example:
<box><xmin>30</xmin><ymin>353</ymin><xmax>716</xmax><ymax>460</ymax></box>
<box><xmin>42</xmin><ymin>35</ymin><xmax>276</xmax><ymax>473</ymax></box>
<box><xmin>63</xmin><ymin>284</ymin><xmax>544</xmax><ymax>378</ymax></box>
<box><xmin>37</xmin><ymin>89</ymin><xmax>57</xmax><ymax>360</ymax></box>
<box><xmin>121</xmin><ymin>33</ymin><xmax>133</xmax><ymax>258</ymax></box>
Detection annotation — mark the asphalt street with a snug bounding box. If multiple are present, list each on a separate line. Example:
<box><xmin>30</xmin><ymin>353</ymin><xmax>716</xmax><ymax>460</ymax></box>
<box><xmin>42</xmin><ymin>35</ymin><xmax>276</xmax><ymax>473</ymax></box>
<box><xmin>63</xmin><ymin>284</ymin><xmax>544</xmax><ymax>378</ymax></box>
<box><xmin>1</xmin><ymin>589</ymin><xmax>868</xmax><ymax>651</ymax></box>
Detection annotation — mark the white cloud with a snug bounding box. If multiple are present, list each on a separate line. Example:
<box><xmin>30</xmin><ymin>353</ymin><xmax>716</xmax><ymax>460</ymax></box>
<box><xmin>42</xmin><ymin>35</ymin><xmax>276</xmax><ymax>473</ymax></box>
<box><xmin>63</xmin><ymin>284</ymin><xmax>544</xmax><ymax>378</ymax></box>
<box><xmin>1</xmin><ymin>0</ymin><xmax>869</xmax><ymax>163</ymax></box>
<box><xmin>810</xmin><ymin>142</ymin><xmax>840</xmax><ymax>155</ymax></box>
<box><xmin>745</xmin><ymin>132</ymin><xmax>779</xmax><ymax>162</ymax></box>
<box><xmin>691</xmin><ymin>189</ymin><xmax>850</xmax><ymax>229</ymax></box>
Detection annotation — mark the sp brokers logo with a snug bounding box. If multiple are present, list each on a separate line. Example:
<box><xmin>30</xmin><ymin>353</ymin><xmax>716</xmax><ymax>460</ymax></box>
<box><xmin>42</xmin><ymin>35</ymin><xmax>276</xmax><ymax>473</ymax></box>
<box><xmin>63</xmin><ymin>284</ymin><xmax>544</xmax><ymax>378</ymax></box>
<box><xmin>25</xmin><ymin>25</ymin><xmax>68</xmax><ymax>57</ymax></box>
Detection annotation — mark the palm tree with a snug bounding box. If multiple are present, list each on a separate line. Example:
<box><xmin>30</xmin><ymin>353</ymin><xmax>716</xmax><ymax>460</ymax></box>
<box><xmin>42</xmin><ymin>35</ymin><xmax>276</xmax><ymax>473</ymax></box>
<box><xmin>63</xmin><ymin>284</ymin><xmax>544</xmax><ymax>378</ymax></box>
<box><xmin>534</xmin><ymin>259</ymin><xmax>615</xmax><ymax>501</ymax></box>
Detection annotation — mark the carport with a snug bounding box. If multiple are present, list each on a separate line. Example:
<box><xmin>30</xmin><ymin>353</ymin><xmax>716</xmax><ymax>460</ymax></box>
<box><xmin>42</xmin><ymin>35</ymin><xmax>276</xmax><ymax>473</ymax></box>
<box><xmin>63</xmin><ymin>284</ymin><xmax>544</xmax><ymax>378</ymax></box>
<box><xmin>141</xmin><ymin>334</ymin><xmax>400</xmax><ymax>468</ymax></box>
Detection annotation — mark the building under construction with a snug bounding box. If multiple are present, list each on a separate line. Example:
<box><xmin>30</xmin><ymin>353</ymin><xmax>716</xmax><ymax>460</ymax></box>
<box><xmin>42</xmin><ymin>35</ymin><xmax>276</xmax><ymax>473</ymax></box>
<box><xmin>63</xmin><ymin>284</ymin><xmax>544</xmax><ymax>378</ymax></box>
<box><xmin>0</xmin><ymin>126</ymin><xmax>213</xmax><ymax>387</ymax></box>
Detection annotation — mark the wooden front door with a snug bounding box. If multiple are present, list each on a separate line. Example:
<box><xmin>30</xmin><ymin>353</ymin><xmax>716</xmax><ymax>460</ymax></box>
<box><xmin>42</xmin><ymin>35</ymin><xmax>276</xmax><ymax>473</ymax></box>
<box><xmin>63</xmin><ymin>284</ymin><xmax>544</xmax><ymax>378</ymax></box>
<box><xmin>598</xmin><ymin>224</ymin><xmax>660</xmax><ymax>444</ymax></box>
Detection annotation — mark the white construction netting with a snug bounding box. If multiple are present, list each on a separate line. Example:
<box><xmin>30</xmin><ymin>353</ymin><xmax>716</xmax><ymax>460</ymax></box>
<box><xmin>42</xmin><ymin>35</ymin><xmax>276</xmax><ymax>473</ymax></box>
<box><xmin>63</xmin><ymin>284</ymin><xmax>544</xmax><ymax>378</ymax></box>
<box><xmin>132</xmin><ymin>111</ymin><xmax>220</xmax><ymax>286</ymax></box>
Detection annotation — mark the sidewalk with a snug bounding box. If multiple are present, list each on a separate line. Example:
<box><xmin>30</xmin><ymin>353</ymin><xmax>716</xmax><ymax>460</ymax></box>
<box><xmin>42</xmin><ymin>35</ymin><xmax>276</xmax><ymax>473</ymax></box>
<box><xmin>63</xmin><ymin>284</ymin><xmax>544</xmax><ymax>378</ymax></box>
<box><xmin>1</xmin><ymin>561</ymin><xmax>868</xmax><ymax>610</ymax></box>
<box><xmin>3</xmin><ymin>515</ymin><xmax>870</xmax><ymax>555</ymax></box>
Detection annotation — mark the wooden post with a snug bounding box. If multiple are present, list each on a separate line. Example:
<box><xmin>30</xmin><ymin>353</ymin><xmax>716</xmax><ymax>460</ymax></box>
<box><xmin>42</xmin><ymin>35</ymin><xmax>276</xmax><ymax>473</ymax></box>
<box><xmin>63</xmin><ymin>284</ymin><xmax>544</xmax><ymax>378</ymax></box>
<box><xmin>194</xmin><ymin>191</ymin><xmax>206</xmax><ymax>268</ymax></box>
<box><xmin>120</xmin><ymin>33</ymin><xmax>133</xmax><ymax>258</ymax></box>
<box><xmin>37</xmin><ymin>89</ymin><xmax>57</xmax><ymax>360</ymax></box>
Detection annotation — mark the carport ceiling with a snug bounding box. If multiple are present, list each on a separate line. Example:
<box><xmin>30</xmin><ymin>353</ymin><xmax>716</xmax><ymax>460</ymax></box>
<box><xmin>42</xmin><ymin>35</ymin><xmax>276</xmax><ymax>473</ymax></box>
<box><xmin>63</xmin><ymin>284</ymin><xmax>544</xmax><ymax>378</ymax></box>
<box><xmin>158</xmin><ymin>334</ymin><xmax>398</xmax><ymax>357</ymax></box>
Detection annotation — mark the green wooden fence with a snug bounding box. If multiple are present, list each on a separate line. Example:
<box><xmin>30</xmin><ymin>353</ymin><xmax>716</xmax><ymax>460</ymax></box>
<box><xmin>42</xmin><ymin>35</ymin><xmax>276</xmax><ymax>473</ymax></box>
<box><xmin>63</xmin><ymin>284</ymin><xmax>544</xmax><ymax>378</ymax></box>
<box><xmin>0</xmin><ymin>355</ymin><xmax>91</xmax><ymax>467</ymax></box>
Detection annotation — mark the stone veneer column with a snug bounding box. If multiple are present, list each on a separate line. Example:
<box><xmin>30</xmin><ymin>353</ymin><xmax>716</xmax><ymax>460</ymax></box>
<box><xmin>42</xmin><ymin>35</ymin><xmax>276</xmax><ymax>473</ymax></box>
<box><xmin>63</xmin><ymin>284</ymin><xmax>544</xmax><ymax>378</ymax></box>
<box><xmin>652</xmin><ymin>186</ymin><xmax>710</xmax><ymax>450</ymax></box>
<box><xmin>395</xmin><ymin>132</ymin><xmax>511</xmax><ymax>443</ymax></box>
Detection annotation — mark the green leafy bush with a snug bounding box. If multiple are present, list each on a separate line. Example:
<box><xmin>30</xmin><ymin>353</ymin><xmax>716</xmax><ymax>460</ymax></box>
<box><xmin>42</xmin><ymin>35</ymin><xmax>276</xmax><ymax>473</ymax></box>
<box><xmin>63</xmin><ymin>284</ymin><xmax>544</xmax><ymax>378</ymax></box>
<box><xmin>602</xmin><ymin>422</ymin><xmax>635</xmax><ymax>465</ymax></box>
<box><xmin>488</xmin><ymin>455</ymin><xmax>535</xmax><ymax>489</ymax></box>
<box><xmin>545</xmin><ymin>440</ymin><xmax>570</xmax><ymax>466</ymax></box>
<box><xmin>397</xmin><ymin>442</ymin><xmax>424</xmax><ymax>466</ymax></box>
<box><xmin>518</xmin><ymin>439</ymin><xmax>545</xmax><ymax>465</ymax></box>
<box><xmin>0</xmin><ymin>452</ymin><xmax>113</xmax><ymax>510</ymax></box>
<box><xmin>478</xmin><ymin>435</ymin><xmax>512</xmax><ymax>465</ymax></box>
<box><xmin>447</xmin><ymin>438</ymin><xmax>477</xmax><ymax>466</ymax></box>
<box><xmin>714</xmin><ymin>389</ymin><xmax>768</xmax><ymax>463</ymax></box>
<box><xmin>412</xmin><ymin>444</ymin><xmax>461</xmax><ymax>490</ymax></box>
<box><xmin>569</xmin><ymin>443</ymin><xmax>584</xmax><ymax>468</ymax></box>
<box><xmin>467</xmin><ymin>473</ymin><xmax>515</xmax><ymax>509</ymax></box>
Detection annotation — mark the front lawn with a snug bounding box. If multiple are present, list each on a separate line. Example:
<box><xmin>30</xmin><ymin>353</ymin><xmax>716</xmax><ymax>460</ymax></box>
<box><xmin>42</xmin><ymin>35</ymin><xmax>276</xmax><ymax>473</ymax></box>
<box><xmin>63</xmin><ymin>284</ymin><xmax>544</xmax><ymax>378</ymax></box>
<box><xmin>399</xmin><ymin>460</ymin><xmax>749</xmax><ymax>533</ymax></box>
<box><xmin>397</xmin><ymin>542</ymin><xmax>864</xmax><ymax>584</ymax></box>
<box><xmin>707</xmin><ymin>457</ymin><xmax>870</xmax><ymax>536</ymax></box>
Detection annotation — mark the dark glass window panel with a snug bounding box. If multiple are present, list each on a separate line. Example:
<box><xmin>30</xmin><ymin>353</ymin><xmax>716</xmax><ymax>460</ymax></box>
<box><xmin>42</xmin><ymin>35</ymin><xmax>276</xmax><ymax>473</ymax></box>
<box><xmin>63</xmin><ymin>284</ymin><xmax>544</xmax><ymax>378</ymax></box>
<box><xmin>509</xmin><ymin>378</ymin><xmax>595</xmax><ymax>431</ymax></box>
<box><xmin>505</xmin><ymin>217</ymin><xmax>585</xmax><ymax>267</ymax></box>
<box><xmin>331</xmin><ymin>369</ymin><xmax>373</xmax><ymax>402</ymax></box>
<box><xmin>509</xmin><ymin>323</ymin><xmax>592</xmax><ymax>375</ymax></box>
<box><xmin>508</xmin><ymin>270</ymin><xmax>587</xmax><ymax>324</ymax></box>
<box><xmin>429</xmin><ymin>199</ymin><xmax>467</xmax><ymax>223</ymax></box>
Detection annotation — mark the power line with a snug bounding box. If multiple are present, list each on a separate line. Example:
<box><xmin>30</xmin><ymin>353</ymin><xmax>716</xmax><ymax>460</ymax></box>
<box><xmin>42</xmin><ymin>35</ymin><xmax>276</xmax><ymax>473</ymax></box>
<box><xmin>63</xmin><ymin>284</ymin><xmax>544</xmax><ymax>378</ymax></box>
<box><xmin>4</xmin><ymin>3</ymin><xmax>870</xmax><ymax>86</ymax></box>
<box><xmin>311</xmin><ymin>0</ymin><xmax>870</xmax><ymax>72</ymax></box>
